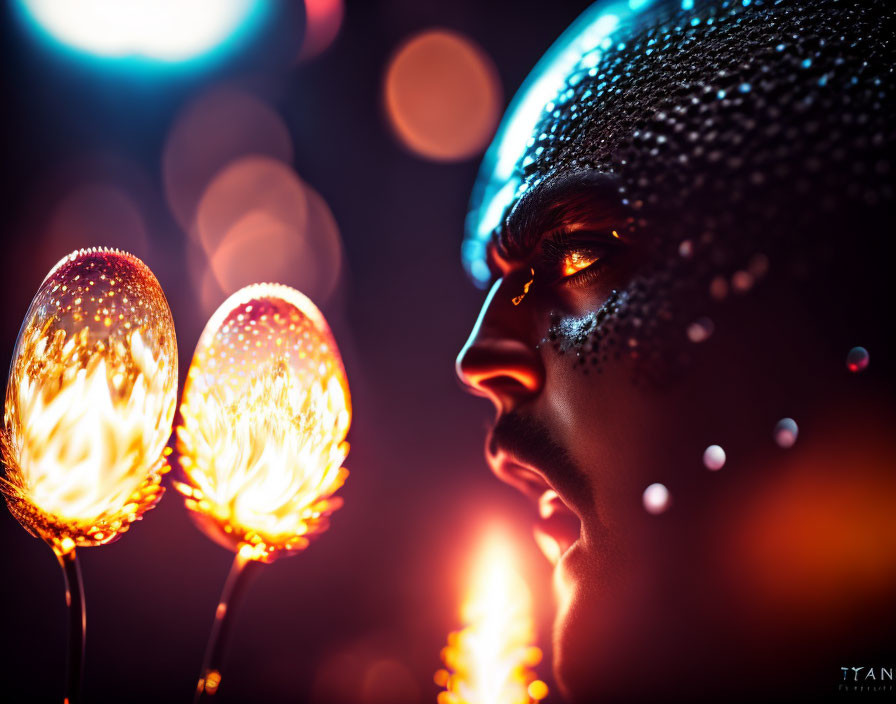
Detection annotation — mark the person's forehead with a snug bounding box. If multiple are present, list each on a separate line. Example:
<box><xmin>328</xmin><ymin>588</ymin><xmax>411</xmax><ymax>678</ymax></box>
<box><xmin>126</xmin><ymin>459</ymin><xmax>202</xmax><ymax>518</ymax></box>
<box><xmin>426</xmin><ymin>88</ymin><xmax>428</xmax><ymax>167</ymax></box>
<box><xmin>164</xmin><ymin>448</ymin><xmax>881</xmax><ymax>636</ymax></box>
<box><xmin>463</xmin><ymin>0</ymin><xmax>670</xmax><ymax>288</ymax></box>
<box><xmin>488</xmin><ymin>170</ymin><xmax>623</xmax><ymax>266</ymax></box>
<box><xmin>463</xmin><ymin>0</ymin><xmax>864</xmax><ymax>287</ymax></box>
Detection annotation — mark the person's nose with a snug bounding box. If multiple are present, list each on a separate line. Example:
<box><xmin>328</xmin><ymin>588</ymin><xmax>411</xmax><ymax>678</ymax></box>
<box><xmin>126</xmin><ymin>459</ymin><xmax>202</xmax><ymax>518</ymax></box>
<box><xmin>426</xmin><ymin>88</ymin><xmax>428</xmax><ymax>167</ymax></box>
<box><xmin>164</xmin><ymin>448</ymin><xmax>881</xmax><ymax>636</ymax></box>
<box><xmin>456</xmin><ymin>279</ymin><xmax>544</xmax><ymax>413</ymax></box>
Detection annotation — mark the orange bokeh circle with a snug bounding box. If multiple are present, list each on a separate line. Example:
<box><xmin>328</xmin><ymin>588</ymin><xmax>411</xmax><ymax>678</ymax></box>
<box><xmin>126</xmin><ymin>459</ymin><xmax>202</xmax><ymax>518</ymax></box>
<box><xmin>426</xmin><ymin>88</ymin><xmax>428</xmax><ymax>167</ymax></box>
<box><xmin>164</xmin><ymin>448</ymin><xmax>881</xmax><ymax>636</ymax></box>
<box><xmin>195</xmin><ymin>155</ymin><xmax>307</xmax><ymax>255</ymax></box>
<box><xmin>190</xmin><ymin>156</ymin><xmax>343</xmax><ymax>313</ymax></box>
<box><xmin>384</xmin><ymin>30</ymin><xmax>502</xmax><ymax>162</ymax></box>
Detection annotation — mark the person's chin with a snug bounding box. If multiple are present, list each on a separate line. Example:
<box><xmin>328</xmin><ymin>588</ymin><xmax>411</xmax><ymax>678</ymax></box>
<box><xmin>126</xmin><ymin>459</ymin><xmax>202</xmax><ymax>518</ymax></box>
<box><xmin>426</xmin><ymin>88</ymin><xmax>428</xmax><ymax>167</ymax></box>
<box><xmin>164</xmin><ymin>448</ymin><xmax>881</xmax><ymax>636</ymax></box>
<box><xmin>551</xmin><ymin>536</ymin><xmax>636</xmax><ymax>702</ymax></box>
<box><xmin>551</xmin><ymin>546</ymin><xmax>783</xmax><ymax>704</ymax></box>
<box><xmin>551</xmin><ymin>534</ymin><xmax>680</xmax><ymax>703</ymax></box>
<box><xmin>552</xmin><ymin>542</ymin><xmax>593</xmax><ymax>701</ymax></box>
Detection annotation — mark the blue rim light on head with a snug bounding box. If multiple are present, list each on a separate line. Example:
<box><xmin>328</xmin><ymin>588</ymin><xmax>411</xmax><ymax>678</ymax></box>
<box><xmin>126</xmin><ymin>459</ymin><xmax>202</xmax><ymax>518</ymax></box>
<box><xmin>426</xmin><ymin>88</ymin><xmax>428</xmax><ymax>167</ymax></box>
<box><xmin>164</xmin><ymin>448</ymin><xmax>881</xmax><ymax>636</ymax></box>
<box><xmin>14</xmin><ymin>0</ymin><xmax>269</xmax><ymax>70</ymax></box>
<box><xmin>463</xmin><ymin>0</ymin><xmax>662</xmax><ymax>287</ymax></box>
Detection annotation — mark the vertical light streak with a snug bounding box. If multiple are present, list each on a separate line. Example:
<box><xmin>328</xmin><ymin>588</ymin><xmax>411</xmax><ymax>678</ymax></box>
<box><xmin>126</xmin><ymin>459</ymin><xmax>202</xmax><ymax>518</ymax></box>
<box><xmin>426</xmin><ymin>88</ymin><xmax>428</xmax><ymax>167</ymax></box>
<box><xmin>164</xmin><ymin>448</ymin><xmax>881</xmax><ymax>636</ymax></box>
<box><xmin>436</xmin><ymin>532</ymin><xmax>548</xmax><ymax>704</ymax></box>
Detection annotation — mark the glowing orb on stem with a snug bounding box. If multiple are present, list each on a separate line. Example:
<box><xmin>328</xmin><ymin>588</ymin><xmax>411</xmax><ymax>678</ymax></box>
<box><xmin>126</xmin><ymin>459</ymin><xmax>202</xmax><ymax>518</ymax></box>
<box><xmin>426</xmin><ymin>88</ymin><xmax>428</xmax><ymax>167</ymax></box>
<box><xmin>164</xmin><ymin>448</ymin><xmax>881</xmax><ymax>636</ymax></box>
<box><xmin>436</xmin><ymin>531</ymin><xmax>548</xmax><ymax>704</ymax></box>
<box><xmin>175</xmin><ymin>283</ymin><xmax>350</xmax><ymax>563</ymax></box>
<box><xmin>0</xmin><ymin>248</ymin><xmax>178</xmax><ymax>553</ymax></box>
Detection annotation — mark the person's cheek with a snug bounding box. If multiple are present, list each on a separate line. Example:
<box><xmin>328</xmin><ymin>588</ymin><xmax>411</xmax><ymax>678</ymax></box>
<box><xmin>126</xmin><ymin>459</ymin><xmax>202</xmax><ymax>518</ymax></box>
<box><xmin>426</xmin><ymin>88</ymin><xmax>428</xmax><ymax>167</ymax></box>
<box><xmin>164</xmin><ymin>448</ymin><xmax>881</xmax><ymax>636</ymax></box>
<box><xmin>536</xmin><ymin>286</ymin><xmax>651</xmax><ymax>514</ymax></box>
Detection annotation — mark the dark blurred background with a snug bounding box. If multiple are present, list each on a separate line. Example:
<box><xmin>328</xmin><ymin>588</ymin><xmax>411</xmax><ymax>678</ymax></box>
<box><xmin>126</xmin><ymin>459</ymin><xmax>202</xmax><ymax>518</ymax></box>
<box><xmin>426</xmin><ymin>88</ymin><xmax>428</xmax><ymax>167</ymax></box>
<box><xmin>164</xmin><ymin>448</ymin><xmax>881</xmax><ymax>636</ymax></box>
<box><xmin>0</xmin><ymin>1</ymin><xmax>593</xmax><ymax>702</ymax></box>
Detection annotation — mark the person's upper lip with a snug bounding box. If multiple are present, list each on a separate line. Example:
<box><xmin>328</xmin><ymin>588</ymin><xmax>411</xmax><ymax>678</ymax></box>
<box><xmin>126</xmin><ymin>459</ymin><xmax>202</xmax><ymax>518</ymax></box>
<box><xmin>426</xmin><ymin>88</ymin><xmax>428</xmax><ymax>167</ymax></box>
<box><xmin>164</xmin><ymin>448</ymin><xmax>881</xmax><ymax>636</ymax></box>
<box><xmin>487</xmin><ymin>435</ymin><xmax>583</xmax><ymax>566</ymax></box>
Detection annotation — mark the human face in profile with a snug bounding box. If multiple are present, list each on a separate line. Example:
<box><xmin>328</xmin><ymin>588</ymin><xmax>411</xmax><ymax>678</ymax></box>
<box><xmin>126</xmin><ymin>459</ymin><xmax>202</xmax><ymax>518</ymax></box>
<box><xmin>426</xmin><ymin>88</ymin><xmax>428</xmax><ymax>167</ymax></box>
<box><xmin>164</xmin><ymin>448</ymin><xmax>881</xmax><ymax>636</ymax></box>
<box><xmin>456</xmin><ymin>0</ymin><xmax>896</xmax><ymax>700</ymax></box>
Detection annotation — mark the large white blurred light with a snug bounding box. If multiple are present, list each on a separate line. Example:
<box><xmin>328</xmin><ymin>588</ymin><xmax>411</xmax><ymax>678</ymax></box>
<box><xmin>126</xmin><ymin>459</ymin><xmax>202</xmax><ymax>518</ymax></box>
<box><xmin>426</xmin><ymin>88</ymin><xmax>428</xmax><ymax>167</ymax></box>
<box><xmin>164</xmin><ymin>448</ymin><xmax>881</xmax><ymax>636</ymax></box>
<box><xmin>18</xmin><ymin>0</ymin><xmax>263</xmax><ymax>62</ymax></box>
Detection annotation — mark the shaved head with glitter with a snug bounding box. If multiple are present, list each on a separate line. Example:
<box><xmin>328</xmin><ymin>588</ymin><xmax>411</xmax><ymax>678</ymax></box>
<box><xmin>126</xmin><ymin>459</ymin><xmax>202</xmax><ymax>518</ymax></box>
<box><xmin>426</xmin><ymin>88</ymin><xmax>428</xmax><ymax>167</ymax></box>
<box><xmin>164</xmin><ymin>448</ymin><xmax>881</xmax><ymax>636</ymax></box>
<box><xmin>457</xmin><ymin>1</ymin><xmax>895</xmax><ymax>700</ymax></box>
<box><xmin>469</xmin><ymin>0</ymin><xmax>892</xmax><ymax>379</ymax></box>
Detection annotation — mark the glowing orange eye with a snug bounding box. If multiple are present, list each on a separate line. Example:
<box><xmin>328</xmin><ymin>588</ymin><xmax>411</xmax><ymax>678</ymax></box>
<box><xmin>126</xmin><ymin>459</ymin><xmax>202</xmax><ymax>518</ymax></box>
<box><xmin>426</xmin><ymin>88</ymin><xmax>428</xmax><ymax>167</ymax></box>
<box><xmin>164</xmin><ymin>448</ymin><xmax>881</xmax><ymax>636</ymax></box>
<box><xmin>562</xmin><ymin>251</ymin><xmax>599</xmax><ymax>277</ymax></box>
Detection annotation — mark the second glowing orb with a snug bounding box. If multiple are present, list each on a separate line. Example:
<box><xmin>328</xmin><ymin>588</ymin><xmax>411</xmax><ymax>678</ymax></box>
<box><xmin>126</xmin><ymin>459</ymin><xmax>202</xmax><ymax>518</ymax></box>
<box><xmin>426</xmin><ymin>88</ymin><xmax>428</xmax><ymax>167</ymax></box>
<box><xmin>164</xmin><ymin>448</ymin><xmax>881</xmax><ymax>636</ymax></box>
<box><xmin>175</xmin><ymin>283</ymin><xmax>350</xmax><ymax>563</ymax></box>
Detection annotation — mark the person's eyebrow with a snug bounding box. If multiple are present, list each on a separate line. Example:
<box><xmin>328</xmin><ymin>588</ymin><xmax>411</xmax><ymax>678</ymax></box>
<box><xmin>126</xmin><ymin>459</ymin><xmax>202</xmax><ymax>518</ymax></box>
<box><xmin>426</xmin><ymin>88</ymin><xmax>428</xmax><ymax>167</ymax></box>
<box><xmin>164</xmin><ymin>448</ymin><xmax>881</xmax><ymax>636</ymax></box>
<box><xmin>493</xmin><ymin>171</ymin><xmax>621</xmax><ymax>262</ymax></box>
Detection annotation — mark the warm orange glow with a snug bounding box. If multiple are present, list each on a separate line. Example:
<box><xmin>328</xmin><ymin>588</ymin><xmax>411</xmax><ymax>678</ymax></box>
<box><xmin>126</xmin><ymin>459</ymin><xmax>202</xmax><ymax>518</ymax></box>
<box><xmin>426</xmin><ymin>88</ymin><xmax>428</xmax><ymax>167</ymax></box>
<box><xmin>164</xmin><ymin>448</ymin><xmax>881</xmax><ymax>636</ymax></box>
<box><xmin>0</xmin><ymin>248</ymin><xmax>178</xmax><ymax>553</ymax></box>
<box><xmin>512</xmin><ymin>269</ymin><xmax>535</xmax><ymax>307</ymax></box>
<box><xmin>437</xmin><ymin>531</ymin><xmax>548</xmax><ymax>704</ymax></box>
<box><xmin>384</xmin><ymin>30</ymin><xmax>501</xmax><ymax>162</ymax></box>
<box><xmin>561</xmin><ymin>251</ymin><xmax>598</xmax><ymax>277</ymax></box>
<box><xmin>732</xmin><ymin>464</ymin><xmax>896</xmax><ymax>615</ymax></box>
<box><xmin>175</xmin><ymin>283</ymin><xmax>350</xmax><ymax>563</ymax></box>
<box><xmin>527</xmin><ymin>680</ymin><xmax>549</xmax><ymax>700</ymax></box>
<box><xmin>202</xmin><ymin>670</ymin><xmax>221</xmax><ymax>694</ymax></box>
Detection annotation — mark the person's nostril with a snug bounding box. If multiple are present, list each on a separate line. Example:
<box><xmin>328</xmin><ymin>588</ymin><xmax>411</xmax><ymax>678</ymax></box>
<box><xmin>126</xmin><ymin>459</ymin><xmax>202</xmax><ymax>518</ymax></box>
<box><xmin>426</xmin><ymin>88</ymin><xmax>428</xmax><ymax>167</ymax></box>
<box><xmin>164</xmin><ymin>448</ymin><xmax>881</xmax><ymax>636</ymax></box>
<box><xmin>456</xmin><ymin>338</ymin><xmax>543</xmax><ymax>405</ymax></box>
<box><xmin>475</xmin><ymin>371</ymin><xmax>536</xmax><ymax>398</ymax></box>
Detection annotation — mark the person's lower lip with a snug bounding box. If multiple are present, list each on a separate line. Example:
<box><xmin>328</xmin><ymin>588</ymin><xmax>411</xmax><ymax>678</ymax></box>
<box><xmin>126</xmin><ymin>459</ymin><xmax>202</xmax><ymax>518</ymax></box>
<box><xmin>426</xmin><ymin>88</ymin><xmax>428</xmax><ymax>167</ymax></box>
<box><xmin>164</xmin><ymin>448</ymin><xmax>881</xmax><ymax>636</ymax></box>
<box><xmin>533</xmin><ymin>523</ymin><xmax>580</xmax><ymax>567</ymax></box>
<box><xmin>534</xmin><ymin>489</ymin><xmax>582</xmax><ymax>566</ymax></box>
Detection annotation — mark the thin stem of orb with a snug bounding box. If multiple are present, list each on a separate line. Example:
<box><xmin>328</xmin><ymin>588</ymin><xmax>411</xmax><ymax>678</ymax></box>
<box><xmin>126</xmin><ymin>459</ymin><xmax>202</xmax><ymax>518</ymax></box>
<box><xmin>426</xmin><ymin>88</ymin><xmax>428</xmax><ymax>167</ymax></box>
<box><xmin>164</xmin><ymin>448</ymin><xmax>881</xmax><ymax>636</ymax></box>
<box><xmin>194</xmin><ymin>552</ymin><xmax>263</xmax><ymax>702</ymax></box>
<box><xmin>55</xmin><ymin>546</ymin><xmax>85</xmax><ymax>704</ymax></box>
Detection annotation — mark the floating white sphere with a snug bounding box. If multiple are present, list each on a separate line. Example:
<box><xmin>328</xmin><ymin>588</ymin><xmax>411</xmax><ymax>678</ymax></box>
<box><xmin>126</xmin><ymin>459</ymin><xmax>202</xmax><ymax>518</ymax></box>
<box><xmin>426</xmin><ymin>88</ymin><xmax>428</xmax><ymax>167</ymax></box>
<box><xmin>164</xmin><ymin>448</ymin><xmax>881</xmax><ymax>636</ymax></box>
<box><xmin>642</xmin><ymin>483</ymin><xmax>670</xmax><ymax>515</ymax></box>
<box><xmin>703</xmin><ymin>444</ymin><xmax>726</xmax><ymax>471</ymax></box>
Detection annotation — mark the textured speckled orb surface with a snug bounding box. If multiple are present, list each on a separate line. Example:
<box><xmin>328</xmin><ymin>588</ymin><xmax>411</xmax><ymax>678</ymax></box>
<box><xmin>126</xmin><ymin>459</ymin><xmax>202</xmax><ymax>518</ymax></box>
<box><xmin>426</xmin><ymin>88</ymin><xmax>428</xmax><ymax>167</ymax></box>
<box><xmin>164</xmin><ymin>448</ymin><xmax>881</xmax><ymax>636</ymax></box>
<box><xmin>176</xmin><ymin>283</ymin><xmax>351</xmax><ymax>562</ymax></box>
<box><xmin>465</xmin><ymin>0</ymin><xmax>893</xmax><ymax>377</ymax></box>
<box><xmin>1</xmin><ymin>248</ymin><xmax>178</xmax><ymax>549</ymax></box>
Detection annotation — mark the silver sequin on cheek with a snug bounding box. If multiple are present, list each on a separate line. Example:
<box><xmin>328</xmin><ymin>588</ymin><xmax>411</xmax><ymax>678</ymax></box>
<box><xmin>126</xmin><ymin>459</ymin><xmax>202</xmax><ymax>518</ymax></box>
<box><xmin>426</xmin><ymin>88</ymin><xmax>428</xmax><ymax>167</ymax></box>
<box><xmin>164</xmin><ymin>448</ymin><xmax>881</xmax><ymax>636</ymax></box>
<box><xmin>543</xmin><ymin>290</ymin><xmax>625</xmax><ymax>374</ymax></box>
